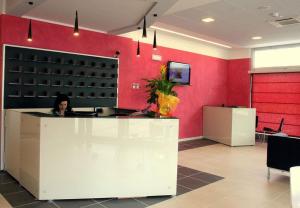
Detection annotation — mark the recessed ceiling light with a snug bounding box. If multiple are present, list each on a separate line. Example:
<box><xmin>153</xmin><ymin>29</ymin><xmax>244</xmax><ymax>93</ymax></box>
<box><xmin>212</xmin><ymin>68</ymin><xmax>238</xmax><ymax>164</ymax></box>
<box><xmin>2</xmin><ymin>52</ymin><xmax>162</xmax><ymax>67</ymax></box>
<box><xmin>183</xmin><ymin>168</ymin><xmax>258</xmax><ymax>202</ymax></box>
<box><xmin>252</xmin><ymin>36</ymin><xmax>262</xmax><ymax>40</ymax></box>
<box><xmin>202</xmin><ymin>18</ymin><xmax>215</xmax><ymax>23</ymax></box>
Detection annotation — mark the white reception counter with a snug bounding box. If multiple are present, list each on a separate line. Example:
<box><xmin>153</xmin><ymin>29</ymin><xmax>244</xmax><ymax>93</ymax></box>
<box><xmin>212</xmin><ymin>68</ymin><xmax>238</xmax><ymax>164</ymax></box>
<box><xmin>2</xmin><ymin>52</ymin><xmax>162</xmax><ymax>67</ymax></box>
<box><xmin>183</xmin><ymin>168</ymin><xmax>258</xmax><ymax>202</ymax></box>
<box><xmin>5</xmin><ymin>110</ymin><xmax>179</xmax><ymax>200</ymax></box>
<box><xmin>203</xmin><ymin>106</ymin><xmax>256</xmax><ymax>146</ymax></box>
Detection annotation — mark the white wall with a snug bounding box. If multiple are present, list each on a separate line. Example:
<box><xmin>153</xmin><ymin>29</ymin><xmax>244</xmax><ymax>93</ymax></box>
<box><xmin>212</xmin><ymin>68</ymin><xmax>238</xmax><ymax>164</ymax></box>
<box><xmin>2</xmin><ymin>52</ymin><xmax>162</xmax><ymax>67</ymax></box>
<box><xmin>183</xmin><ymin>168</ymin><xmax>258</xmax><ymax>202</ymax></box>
<box><xmin>0</xmin><ymin>0</ymin><xmax>5</xmax><ymax>13</ymax></box>
<box><xmin>227</xmin><ymin>48</ymin><xmax>251</xmax><ymax>59</ymax></box>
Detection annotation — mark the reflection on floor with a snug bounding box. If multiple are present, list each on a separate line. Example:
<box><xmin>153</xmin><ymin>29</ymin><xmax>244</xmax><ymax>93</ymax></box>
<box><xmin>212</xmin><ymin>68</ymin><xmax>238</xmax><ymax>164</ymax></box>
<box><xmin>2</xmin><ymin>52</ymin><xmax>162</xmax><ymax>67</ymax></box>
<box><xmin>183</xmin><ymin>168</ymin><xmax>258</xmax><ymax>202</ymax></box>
<box><xmin>0</xmin><ymin>138</ymin><xmax>223</xmax><ymax>208</ymax></box>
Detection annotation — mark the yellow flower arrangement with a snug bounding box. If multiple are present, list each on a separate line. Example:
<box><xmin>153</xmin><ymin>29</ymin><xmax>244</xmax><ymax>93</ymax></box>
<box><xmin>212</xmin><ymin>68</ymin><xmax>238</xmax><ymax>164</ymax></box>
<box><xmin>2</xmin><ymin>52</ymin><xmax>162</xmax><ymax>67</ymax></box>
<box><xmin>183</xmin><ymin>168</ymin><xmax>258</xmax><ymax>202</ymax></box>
<box><xmin>156</xmin><ymin>91</ymin><xmax>180</xmax><ymax>116</ymax></box>
<box><xmin>144</xmin><ymin>65</ymin><xmax>180</xmax><ymax>116</ymax></box>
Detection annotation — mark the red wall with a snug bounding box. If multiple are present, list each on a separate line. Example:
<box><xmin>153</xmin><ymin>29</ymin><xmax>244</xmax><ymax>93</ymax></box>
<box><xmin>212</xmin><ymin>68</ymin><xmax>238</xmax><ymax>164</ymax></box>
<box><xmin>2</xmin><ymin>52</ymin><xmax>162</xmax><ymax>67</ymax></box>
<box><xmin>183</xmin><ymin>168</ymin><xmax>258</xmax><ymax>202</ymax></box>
<box><xmin>128</xmin><ymin>43</ymin><xmax>229</xmax><ymax>138</ymax></box>
<box><xmin>227</xmin><ymin>59</ymin><xmax>251</xmax><ymax>107</ymax></box>
<box><xmin>0</xmin><ymin>14</ymin><xmax>250</xmax><ymax>139</ymax></box>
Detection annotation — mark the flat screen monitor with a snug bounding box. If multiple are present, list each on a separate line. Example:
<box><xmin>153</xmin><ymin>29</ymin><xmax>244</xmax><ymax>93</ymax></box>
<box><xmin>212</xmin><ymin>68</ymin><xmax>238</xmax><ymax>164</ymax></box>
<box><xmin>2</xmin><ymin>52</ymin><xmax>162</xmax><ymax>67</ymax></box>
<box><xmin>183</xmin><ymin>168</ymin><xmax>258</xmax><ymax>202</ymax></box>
<box><xmin>167</xmin><ymin>61</ymin><xmax>191</xmax><ymax>85</ymax></box>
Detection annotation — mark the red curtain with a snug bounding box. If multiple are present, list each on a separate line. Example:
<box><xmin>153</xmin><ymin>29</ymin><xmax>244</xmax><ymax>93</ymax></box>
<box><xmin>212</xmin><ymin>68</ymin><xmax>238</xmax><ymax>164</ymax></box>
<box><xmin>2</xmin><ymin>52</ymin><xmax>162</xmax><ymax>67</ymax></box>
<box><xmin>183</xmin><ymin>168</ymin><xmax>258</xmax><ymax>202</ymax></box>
<box><xmin>252</xmin><ymin>73</ymin><xmax>300</xmax><ymax>137</ymax></box>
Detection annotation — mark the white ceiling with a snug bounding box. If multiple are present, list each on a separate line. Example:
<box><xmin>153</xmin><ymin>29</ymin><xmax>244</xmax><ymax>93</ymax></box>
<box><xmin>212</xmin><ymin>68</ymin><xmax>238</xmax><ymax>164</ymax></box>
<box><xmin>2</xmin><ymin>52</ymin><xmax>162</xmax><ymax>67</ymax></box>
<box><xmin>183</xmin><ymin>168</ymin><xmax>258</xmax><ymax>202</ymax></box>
<box><xmin>4</xmin><ymin>0</ymin><xmax>300</xmax><ymax>48</ymax></box>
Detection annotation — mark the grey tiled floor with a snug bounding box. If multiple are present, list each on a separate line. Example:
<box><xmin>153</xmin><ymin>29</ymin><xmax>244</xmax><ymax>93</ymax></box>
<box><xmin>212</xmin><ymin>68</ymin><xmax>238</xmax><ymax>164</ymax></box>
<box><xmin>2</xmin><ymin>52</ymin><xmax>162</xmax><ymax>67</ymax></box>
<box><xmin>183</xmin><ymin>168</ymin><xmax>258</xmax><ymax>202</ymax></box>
<box><xmin>0</xmin><ymin>139</ymin><xmax>223</xmax><ymax>208</ymax></box>
<box><xmin>178</xmin><ymin>138</ymin><xmax>217</xmax><ymax>151</ymax></box>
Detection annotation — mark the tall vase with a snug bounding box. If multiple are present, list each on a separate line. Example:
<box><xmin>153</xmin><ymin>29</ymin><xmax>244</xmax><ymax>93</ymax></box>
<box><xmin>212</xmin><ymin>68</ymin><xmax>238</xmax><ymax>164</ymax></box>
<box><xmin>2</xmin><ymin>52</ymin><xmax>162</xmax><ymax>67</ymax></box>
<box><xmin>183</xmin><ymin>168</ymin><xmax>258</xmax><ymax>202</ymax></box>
<box><xmin>156</xmin><ymin>92</ymin><xmax>179</xmax><ymax>117</ymax></box>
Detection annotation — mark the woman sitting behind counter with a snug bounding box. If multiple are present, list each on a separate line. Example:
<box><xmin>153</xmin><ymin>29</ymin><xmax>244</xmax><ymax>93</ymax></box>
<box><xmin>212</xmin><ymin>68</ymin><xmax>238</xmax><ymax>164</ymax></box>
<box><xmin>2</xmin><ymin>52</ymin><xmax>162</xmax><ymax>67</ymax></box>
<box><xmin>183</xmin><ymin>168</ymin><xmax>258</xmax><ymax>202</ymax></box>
<box><xmin>52</xmin><ymin>94</ymin><xmax>73</xmax><ymax>116</ymax></box>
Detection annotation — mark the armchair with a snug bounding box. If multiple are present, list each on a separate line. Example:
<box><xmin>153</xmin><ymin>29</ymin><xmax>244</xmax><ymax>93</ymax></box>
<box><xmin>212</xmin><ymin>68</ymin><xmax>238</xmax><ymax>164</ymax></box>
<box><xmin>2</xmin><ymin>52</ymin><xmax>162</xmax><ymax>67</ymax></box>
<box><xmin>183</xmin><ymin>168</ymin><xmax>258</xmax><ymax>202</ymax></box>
<box><xmin>263</xmin><ymin>118</ymin><xmax>284</xmax><ymax>133</ymax></box>
<box><xmin>261</xmin><ymin>118</ymin><xmax>285</xmax><ymax>142</ymax></box>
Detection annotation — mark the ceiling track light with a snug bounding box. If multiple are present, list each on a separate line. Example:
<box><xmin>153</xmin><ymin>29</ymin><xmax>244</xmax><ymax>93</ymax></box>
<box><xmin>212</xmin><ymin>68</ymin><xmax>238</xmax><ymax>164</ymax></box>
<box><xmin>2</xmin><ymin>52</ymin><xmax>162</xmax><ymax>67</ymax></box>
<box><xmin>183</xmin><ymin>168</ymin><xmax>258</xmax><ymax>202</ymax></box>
<box><xmin>74</xmin><ymin>10</ymin><xmax>79</xmax><ymax>36</ymax></box>
<box><xmin>27</xmin><ymin>19</ymin><xmax>32</xmax><ymax>42</ymax></box>
<box><xmin>137</xmin><ymin>40</ymin><xmax>140</xmax><ymax>57</ymax></box>
<box><xmin>153</xmin><ymin>30</ymin><xmax>157</xmax><ymax>50</ymax></box>
<box><xmin>142</xmin><ymin>16</ymin><xmax>147</xmax><ymax>38</ymax></box>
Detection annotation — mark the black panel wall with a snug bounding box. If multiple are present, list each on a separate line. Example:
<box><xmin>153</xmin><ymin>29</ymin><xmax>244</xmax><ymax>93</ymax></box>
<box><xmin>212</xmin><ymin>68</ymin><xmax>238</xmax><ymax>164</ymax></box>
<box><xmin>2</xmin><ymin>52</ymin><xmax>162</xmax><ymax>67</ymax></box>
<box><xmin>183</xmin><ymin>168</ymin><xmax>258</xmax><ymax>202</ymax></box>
<box><xmin>4</xmin><ymin>46</ymin><xmax>118</xmax><ymax>109</ymax></box>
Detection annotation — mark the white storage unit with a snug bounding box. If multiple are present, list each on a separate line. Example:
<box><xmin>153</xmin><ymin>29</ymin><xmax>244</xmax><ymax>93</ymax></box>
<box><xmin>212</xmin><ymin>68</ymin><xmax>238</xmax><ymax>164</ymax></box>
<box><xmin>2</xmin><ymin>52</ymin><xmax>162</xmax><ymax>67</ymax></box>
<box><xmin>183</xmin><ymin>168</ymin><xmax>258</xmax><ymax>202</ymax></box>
<box><xmin>203</xmin><ymin>106</ymin><xmax>256</xmax><ymax>146</ymax></box>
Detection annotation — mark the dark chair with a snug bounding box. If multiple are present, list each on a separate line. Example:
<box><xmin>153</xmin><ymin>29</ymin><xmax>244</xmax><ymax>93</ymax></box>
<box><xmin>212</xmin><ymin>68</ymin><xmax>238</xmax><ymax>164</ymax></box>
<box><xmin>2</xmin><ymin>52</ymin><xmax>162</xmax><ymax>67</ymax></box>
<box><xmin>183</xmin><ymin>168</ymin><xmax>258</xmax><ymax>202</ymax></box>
<box><xmin>256</xmin><ymin>116</ymin><xmax>264</xmax><ymax>141</ymax></box>
<box><xmin>267</xmin><ymin>135</ymin><xmax>300</xmax><ymax>179</ymax></box>
<box><xmin>262</xmin><ymin>118</ymin><xmax>285</xmax><ymax>142</ymax></box>
<box><xmin>263</xmin><ymin>118</ymin><xmax>284</xmax><ymax>133</ymax></box>
<box><xmin>256</xmin><ymin>116</ymin><xmax>258</xmax><ymax>128</ymax></box>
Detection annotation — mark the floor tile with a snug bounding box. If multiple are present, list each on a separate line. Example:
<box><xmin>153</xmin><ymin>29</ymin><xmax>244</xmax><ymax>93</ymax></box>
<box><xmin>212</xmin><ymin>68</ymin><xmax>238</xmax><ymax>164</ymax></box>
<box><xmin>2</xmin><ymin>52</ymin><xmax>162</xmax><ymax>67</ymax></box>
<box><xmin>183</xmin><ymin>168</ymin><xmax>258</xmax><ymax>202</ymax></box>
<box><xmin>3</xmin><ymin>191</ymin><xmax>36</xmax><ymax>207</ymax></box>
<box><xmin>0</xmin><ymin>182</ymin><xmax>24</xmax><ymax>194</ymax></box>
<box><xmin>177</xmin><ymin>177</ymin><xmax>209</xmax><ymax>190</ymax></box>
<box><xmin>93</xmin><ymin>198</ymin><xmax>113</xmax><ymax>203</ymax></box>
<box><xmin>176</xmin><ymin>185</ymin><xmax>192</xmax><ymax>196</ymax></box>
<box><xmin>134</xmin><ymin>196</ymin><xmax>171</xmax><ymax>206</ymax></box>
<box><xmin>177</xmin><ymin>173</ymin><xmax>186</xmax><ymax>180</ymax></box>
<box><xmin>178</xmin><ymin>139</ymin><xmax>217</xmax><ymax>151</ymax></box>
<box><xmin>53</xmin><ymin>199</ymin><xmax>95</xmax><ymax>208</ymax></box>
<box><xmin>177</xmin><ymin>167</ymin><xmax>200</xmax><ymax>176</ymax></box>
<box><xmin>81</xmin><ymin>203</ymin><xmax>105</xmax><ymax>208</ymax></box>
<box><xmin>0</xmin><ymin>194</ymin><xmax>12</xmax><ymax>208</ymax></box>
<box><xmin>15</xmin><ymin>201</ymin><xmax>58</xmax><ymax>208</ymax></box>
<box><xmin>205</xmin><ymin>195</ymin><xmax>263</xmax><ymax>208</ymax></box>
<box><xmin>190</xmin><ymin>172</ymin><xmax>223</xmax><ymax>183</ymax></box>
<box><xmin>101</xmin><ymin>198</ymin><xmax>146</xmax><ymax>208</ymax></box>
<box><xmin>0</xmin><ymin>174</ymin><xmax>15</xmax><ymax>184</ymax></box>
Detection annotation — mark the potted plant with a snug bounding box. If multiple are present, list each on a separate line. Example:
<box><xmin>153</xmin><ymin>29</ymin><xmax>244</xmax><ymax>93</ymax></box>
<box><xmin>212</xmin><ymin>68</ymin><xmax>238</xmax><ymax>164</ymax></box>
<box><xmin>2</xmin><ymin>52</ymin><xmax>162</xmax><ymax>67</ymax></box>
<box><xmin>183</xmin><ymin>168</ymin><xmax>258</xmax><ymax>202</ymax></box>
<box><xmin>144</xmin><ymin>65</ymin><xmax>180</xmax><ymax>117</ymax></box>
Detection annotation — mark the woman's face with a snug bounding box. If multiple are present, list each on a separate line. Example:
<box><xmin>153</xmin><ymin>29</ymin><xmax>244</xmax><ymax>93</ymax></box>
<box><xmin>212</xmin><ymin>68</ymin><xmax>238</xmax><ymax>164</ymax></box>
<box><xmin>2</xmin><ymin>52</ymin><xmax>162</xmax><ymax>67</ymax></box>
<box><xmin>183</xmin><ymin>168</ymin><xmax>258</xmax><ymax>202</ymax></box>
<box><xmin>59</xmin><ymin>101</ymin><xmax>68</xmax><ymax>112</ymax></box>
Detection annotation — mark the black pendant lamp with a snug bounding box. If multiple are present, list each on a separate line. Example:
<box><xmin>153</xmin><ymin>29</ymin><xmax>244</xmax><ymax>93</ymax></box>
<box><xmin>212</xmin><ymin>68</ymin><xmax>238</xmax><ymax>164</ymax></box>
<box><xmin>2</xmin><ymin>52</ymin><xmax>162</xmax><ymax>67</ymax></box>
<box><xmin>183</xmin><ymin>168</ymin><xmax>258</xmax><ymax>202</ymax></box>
<box><xmin>137</xmin><ymin>40</ymin><xmax>140</xmax><ymax>57</ymax></box>
<box><xmin>27</xmin><ymin>19</ymin><xmax>32</xmax><ymax>42</ymax></box>
<box><xmin>142</xmin><ymin>16</ymin><xmax>147</xmax><ymax>38</ymax></box>
<box><xmin>153</xmin><ymin>30</ymin><xmax>157</xmax><ymax>50</ymax></box>
<box><xmin>74</xmin><ymin>10</ymin><xmax>79</xmax><ymax>36</ymax></box>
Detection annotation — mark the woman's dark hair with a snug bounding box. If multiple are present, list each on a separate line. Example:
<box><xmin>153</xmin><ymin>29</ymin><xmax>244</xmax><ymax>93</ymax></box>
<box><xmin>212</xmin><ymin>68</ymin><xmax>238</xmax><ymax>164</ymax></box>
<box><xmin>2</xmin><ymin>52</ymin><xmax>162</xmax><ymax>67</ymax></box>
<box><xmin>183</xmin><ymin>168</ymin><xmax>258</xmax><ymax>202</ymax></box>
<box><xmin>53</xmin><ymin>94</ymin><xmax>72</xmax><ymax>112</ymax></box>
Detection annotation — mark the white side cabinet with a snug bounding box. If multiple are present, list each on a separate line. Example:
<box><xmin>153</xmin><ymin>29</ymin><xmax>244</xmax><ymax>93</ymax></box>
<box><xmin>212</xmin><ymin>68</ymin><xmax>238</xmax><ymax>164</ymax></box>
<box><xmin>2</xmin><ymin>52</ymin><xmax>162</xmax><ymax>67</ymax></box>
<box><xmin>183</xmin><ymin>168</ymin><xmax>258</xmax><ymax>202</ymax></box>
<box><xmin>290</xmin><ymin>166</ymin><xmax>300</xmax><ymax>208</ymax></box>
<box><xmin>203</xmin><ymin>106</ymin><xmax>256</xmax><ymax>146</ymax></box>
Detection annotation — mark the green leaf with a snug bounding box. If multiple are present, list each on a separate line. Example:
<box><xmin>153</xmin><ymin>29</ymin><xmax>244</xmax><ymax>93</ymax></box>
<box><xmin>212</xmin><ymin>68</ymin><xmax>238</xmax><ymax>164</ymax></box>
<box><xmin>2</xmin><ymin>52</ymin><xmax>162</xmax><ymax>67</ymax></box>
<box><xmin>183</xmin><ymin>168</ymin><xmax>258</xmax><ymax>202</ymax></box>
<box><xmin>143</xmin><ymin>68</ymin><xmax>179</xmax><ymax>104</ymax></box>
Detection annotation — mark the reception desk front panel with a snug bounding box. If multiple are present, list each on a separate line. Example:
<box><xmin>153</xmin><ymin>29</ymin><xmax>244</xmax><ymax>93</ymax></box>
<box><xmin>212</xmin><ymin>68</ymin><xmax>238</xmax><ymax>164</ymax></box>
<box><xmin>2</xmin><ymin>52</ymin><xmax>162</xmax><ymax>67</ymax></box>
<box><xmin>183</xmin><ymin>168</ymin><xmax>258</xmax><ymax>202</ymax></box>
<box><xmin>7</xmin><ymin>111</ymin><xmax>179</xmax><ymax>200</ymax></box>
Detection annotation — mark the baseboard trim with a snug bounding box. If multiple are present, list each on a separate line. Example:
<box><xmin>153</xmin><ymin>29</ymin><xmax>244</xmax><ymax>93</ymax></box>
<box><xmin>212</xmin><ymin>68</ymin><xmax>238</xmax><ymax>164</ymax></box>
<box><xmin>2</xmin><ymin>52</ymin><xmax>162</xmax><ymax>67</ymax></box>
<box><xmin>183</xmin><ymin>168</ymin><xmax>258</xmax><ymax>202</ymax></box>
<box><xmin>179</xmin><ymin>136</ymin><xmax>204</xmax><ymax>142</ymax></box>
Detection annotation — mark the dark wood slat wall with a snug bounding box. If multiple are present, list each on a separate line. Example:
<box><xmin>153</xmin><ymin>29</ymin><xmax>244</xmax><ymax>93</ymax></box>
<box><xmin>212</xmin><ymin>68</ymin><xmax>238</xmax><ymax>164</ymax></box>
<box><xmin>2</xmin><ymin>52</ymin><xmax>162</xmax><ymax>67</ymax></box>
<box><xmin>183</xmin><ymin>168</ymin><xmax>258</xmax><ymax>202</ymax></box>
<box><xmin>252</xmin><ymin>73</ymin><xmax>300</xmax><ymax>137</ymax></box>
<box><xmin>4</xmin><ymin>46</ymin><xmax>118</xmax><ymax>109</ymax></box>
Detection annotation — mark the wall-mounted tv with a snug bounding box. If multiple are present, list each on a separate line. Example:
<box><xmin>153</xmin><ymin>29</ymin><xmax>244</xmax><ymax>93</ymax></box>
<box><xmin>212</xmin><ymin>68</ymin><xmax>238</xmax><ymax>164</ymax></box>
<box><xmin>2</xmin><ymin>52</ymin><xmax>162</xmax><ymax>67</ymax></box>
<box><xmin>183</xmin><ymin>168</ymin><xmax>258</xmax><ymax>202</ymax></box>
<box><xmin>167</xmin><ymin>61</ymin><xmax>191</xmax><ymax>85</ymax></box>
